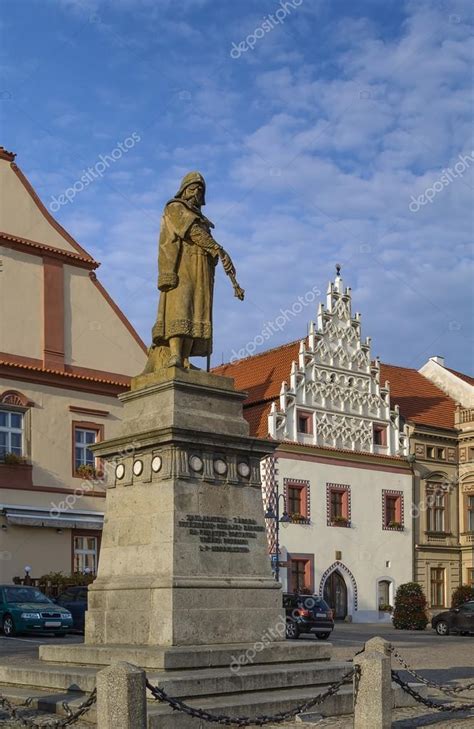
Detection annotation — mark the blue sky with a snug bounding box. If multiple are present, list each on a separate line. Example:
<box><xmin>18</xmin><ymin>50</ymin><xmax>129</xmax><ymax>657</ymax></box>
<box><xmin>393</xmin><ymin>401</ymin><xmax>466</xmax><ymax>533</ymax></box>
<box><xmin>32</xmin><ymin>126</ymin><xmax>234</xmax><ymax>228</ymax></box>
<box><xmin>2</xmin><ymin>0</ymin><xmax>473</xmax><ymax>372</ymax></box>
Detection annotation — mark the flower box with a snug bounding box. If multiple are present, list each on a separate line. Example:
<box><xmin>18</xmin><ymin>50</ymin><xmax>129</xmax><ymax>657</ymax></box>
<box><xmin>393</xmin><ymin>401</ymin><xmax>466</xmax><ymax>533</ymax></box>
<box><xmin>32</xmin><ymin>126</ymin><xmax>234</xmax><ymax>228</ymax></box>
<box><xmin>331</xmin><ymin>516</ymin><xmax>350</xmax><ymax>527</ymax></box>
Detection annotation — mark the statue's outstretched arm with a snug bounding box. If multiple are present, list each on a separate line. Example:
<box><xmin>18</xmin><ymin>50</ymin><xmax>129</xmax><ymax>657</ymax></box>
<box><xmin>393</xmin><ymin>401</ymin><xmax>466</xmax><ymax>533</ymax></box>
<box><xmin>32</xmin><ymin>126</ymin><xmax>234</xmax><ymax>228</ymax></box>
<box><xmin>189</xmin><ymin>224</ymin><xmax>244</xmax><ymax>301</ymax></box>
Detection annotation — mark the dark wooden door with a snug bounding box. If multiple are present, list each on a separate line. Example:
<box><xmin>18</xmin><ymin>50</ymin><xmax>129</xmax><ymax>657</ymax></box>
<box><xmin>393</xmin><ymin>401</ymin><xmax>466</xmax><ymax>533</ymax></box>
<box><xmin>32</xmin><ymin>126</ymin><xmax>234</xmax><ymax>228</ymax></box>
<box><xmin>323</xmin><ymin>571</ymin><xmax>348</xmax><ymax>619</ymax></box>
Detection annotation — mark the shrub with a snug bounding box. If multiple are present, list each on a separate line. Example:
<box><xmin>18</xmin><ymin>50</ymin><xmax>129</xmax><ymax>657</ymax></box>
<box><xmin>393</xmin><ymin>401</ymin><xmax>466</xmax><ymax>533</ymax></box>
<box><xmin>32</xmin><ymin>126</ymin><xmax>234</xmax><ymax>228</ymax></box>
<box><xmin>451</xmin><ymin>585</ymin><xmax>474</xmax><ymax>608</ymax></box>
<box><xmin>393</xmin><ymin>582</ymin><xmax>428</xmax><ymax>630</ymax></box>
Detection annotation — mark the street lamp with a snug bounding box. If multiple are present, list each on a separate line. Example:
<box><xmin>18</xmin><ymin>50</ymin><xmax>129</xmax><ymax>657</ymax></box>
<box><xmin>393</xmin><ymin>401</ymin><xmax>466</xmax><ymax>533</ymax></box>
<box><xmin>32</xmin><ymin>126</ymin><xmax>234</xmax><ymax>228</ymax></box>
<box><xmin>264</xmin><ymin>494</ymin><xmax>290</xmax><ymax>583</ymax></box>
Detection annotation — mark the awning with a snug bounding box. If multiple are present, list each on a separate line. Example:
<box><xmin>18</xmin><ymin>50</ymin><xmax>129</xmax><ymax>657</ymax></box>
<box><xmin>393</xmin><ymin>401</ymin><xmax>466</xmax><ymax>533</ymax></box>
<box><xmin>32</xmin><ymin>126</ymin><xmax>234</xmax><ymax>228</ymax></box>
<box><xmin>1</xmin><ymin>505</ymin><xmax>104</xmax><ymax>530</ymax></box>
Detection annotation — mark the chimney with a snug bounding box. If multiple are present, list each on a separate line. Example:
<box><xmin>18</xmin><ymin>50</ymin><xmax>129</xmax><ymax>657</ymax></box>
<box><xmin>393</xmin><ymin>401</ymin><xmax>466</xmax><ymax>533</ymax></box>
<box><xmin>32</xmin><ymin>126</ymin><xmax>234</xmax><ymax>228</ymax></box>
<box><xmin>431</xmin><ymin>356</ymin><xmax>445</xmax><ymax>366</ymax></box>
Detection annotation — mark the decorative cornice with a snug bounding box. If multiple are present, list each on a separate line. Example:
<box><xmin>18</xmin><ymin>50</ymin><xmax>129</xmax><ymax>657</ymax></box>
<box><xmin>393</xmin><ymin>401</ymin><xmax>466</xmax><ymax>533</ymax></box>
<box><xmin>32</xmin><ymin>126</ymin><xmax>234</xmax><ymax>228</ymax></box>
<box><xmin>0</xmin><ymin>231</ymin><xmax>99</xmax><ymax>269</ymax></box>
<box><xmin>0</xmin><ymin>146</ymin><xmax>16</xmax><ymax>162</ymax></box>
<box><xmin>69</xmin><ymin>406</ymin><xmax>110</xmax><ymax>417</ymax></box>
<box><xmin>0</xmin><ymin>353</ymin><xmax>131</xmax><ymax>397</ymax></box>
<box><xmin>278</xmin><ymin>439</ymin><xmax>410</xmax><ymax>466</ymax></box>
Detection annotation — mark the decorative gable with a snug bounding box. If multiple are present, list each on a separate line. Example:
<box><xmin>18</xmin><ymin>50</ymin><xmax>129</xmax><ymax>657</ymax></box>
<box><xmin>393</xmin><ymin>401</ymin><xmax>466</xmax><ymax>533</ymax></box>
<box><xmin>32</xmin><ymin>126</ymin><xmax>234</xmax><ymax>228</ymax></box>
<box><xmin>268</xmin><ymin>269</ymin><xmax>408</xmax><ymax>456</ymax></box>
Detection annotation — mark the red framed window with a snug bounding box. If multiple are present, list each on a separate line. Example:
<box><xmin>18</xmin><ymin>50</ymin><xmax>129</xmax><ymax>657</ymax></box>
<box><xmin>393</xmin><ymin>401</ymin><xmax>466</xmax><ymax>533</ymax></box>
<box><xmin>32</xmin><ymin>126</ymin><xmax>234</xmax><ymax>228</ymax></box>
<box><xmin>284</xmin><ymin>479</ymin><xmax>310</xmax><ymax>524</ymax></box>
<box><xmin>373</xmin><ymin>424</ymin><xmax>387</xmax><ymax>447</ymax></box>
<box><xmin>382</xmin><ymin>490</ymin><xmax>404</xmax><ymax>530</ymax></box>
<box><xmin>296</xmin><ymin>411</ymin><xmax>313</xmax><ymax>435</ymax></box>
<box><xmin>287</xmin><ymin>553</ymin><xmax>314</xmax><ymax>593</ymax></box>
<box><xmin>326</xmin><ymin>484</ymin><xmax>351</xmax><ymax>527</ymax></box>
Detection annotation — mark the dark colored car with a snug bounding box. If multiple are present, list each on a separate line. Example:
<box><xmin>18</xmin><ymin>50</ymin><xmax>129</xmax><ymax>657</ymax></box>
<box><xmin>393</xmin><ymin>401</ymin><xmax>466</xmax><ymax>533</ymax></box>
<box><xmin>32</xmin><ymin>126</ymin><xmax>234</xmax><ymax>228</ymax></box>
<box><xmin>283</xmin><ymin>593</ymin><xmax>334</xmax><ymax>640</ymax></box>
<box><xmin>432</xmin><ymin>600</ymin><xmax>474</xmax><ymax>636</ymax></box>
<box><xmin>0</xmin><ymin>585</ymin><xmax>73</xmax><ymax>637</ymax></box>
<box><xmin>55</xmin><ymin>586</ymin><xmax>88</xmax><ymax>632</ymax></box>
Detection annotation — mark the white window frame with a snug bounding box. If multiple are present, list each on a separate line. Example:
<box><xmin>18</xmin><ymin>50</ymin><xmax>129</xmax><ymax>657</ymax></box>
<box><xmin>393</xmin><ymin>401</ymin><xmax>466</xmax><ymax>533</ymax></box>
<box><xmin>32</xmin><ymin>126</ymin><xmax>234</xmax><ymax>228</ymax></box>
<box><xmin>73</xmin><ymin>534</ymin><xmax>98</xmax><ymax>574</ymax></box>
<box><xmin>74</xmin><ymin>428</ymin><xmax>97</xmax><ymax>470</ymax></box>
<box><xmin>0</xmin><ymin>409</ymin><xmax>24</xmax><ymax>460</ymax></box>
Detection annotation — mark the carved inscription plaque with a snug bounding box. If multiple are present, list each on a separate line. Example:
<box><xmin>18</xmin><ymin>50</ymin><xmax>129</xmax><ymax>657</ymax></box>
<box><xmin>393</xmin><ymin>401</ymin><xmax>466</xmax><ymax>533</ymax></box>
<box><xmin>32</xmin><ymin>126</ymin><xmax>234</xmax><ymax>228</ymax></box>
<box><xmin>178</xmin><ymin>514</ymin><xmax>265</xmax><ymax>553</ymax></box>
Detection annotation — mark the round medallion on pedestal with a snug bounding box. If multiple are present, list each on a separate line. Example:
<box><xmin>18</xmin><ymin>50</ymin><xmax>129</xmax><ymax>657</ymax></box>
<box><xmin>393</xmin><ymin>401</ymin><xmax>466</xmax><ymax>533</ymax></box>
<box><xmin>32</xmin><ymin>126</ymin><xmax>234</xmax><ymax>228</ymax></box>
<box><xmin>115</xmin><ymin>463</ymin><xmax>125</xmax><ymax>480</ymax></box>
<box><xmin>133</xmin><ymin>459</ymin><xmax>143</xmax><ymax>476</ymax></box>
<box><xmin>213</xmin><ymin>459</ymin><xmax>227</xmax><ymax>476</ymax></box>
<box><xmin>189</xmin><ymin>455</ymin><xmax>203</xmax><ymax>473</ymax></box>
<box><xmin>151</xmin><ymin>455</ymin><xmax>162</xmax><ymax>473</ymax></box>
<box><xmin>237</xmin><ymin>461</ymin><xmax>251</xmax><ymax>478</ymax></box>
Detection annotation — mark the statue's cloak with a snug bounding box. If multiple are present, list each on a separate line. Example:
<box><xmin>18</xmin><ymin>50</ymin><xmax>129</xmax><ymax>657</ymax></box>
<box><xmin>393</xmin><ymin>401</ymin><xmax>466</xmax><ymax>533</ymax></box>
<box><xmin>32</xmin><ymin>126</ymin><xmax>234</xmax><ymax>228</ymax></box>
<box><xmin>152</xmin><ymin>199</ymin><xmax>216</xmax><ymax>357</ymax></box>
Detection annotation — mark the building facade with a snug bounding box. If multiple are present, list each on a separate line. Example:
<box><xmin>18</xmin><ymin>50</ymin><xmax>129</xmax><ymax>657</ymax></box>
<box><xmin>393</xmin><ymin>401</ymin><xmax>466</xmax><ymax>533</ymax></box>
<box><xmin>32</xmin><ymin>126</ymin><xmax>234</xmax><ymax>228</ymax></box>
<box><xmin>217</xmin><ymin>271</ymin><xmax>413</xmax><ymax>622</ymax></box>
<box><xmin>0</xmin><ymin>147</ymin><xmax>147</xmax><ymax>583</ymax></box>
<box><xmin>419</xmin><ymin>358</ymin><xmax>474</xmax><ymax>596</ymax></box>
<box><xmin>216</xmin><ymin>271</ymin><xmax>473</xmax><ymax>619</ymax></box>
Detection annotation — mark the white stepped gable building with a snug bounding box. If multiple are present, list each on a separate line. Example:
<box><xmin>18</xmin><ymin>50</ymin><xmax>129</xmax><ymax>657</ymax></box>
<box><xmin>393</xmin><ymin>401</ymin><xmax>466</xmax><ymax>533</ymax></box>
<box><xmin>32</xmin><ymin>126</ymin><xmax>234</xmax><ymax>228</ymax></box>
<box><xmin>268</xmin><ymin>271</ymin><xmax>408</xmax><ymax>457</ymax></box>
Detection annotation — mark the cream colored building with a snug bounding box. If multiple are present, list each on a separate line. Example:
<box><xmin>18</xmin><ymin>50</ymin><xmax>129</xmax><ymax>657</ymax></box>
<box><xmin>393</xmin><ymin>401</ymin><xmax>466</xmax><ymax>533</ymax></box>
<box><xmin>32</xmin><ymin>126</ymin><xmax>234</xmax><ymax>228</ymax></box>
<box><xmin>0</xmin><ymin>146</ymin><xmax>147</xmax><ymax>583</ymax></box>
<box><xmin>419</xmin><ymin>357</ymin><xmax>474</xmax><ymax>595</ymax></box>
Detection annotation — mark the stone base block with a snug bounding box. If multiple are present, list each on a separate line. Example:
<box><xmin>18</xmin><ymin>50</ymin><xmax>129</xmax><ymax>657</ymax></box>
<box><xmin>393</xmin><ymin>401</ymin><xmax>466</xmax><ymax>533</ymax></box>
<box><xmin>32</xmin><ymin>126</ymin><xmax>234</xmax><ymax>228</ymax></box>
<box><xmin>40</xmin><ymin>639</ymin><xmax>331</xmax><ymax>670</ymax></box>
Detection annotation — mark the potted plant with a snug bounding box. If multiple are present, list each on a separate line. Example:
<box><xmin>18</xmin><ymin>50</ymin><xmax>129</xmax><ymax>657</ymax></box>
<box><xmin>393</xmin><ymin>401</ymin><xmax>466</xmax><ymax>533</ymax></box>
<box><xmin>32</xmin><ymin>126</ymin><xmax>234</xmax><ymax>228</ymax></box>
<box><xmin>76</xmin><ymin>464</ymin><xmax>97</xmax><ymax>479</ymax></box>
<box><xmin>388</xmin><ymin>520</ymin><xmax>403</xmax><ymax>529</ymax></box>
<box><xmin>378</xmin><ymin>603</ymin><xmax>393</xmax><ymax>613</ymax></box>
<box><xmin>332</xmin><ymin>515</ymin><xmax>349</xmax><ymax>526</ymax></box>
<box><xmin>290</xmin><ymin>513</ymin><xmax>309</xmax><ymax>524</ymax></box>
<box><xmin>2</xmin><ymin>452</ymin><xmax>27</xmax><ymax>465</ymax></box>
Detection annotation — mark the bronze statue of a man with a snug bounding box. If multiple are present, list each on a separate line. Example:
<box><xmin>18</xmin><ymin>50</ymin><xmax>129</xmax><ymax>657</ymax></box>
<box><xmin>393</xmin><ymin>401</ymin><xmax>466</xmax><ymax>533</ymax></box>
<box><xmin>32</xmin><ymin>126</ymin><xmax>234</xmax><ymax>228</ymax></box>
<box><xmin>149</xmin><ymin>172</ymin><xmax>244</xmax><ymax>370</ymax></box>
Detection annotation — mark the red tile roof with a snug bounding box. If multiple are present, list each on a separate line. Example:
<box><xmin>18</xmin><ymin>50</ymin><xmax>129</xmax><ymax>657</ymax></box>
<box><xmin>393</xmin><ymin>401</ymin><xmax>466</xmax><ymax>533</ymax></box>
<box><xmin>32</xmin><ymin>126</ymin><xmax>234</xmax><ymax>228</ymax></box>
<box><xmin>379</xmin><ymin>363</ymin><xmax>456</xmax><ymax>430</ymax></box>
<box><xmin>214</xmin><ymin>342</ymin><xmax>461</xmax><ymax>435</ymax></box>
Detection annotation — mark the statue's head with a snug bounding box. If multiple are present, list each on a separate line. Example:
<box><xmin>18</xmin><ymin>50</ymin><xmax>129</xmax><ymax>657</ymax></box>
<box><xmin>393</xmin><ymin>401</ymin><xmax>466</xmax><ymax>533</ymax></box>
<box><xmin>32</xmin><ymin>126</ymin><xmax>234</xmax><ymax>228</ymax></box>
<box><xmin>175</xmin><ymin>171</ymin><xmax>206</xmax><ymax>206</ymax></box>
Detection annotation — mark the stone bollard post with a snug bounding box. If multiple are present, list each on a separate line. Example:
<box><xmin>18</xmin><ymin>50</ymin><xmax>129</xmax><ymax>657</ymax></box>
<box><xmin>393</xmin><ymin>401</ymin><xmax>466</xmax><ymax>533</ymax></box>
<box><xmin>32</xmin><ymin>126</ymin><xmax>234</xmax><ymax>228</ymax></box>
<box><xmin>353</xmin><ymin>637</ymin><xmax>392</xmax><ymax>729</ymax></box>
<box><xmin>96</xmin><ymin>661</ymin><xmax>147</xmax><ymax>729</ymax></box>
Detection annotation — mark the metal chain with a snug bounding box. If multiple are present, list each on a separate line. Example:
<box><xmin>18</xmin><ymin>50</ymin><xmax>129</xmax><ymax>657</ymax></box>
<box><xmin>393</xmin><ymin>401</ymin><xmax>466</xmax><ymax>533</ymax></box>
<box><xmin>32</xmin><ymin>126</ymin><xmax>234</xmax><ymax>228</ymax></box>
<box><xmin>146</xmin><ymin>667</ymin><xmax>355</xmax><ymax>727</ymax></box>
<box><xmin>0</xmin><ymin>688</ymin><xmax>96</xmax><ymax>728</ymax></box>
<box><xmin>389</xmin><ymin>646</ymin><xmax>474</xmax><ymax>696</ymax></box>
<box><xmin>392</xmin><ymin>671</ymin><xmax>474</xmax><ymax>714</ymax></box>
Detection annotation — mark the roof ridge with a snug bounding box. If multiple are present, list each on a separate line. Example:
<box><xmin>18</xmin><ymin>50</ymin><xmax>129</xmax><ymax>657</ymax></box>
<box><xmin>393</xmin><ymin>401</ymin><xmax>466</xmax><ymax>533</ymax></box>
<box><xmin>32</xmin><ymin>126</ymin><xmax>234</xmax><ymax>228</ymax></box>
<box><xmin>447</xmin><ymin>365</ymin><xmax>474</xmax><ymax>380</ymax></box>
<box><xmin>216</xmin><ymin>338</ymin><xmax>301</xmax><ymax>369</ymax></box>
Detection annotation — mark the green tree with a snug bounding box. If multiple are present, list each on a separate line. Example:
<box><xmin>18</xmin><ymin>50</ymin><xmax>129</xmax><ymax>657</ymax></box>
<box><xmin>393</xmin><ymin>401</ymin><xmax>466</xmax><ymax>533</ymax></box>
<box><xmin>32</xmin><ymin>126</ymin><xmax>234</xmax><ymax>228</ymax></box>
<box><xmin>393</xmin><ymin>582</ymin><xmax>428</xmax><ymax>630</ymax></box>
<box><xmin>451</xmin><ymin>585</ymin><xmax>474</xmax><ymax>608</ymax></box>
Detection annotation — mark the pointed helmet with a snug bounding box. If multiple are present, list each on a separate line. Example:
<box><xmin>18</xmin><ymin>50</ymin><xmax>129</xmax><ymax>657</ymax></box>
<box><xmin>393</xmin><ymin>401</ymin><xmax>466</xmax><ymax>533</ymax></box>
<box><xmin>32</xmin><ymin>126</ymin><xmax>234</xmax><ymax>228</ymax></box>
<box><xmin>175</xmin><ymin>171</ymin><xmax>206</xmax><ymax>204</ymax></box>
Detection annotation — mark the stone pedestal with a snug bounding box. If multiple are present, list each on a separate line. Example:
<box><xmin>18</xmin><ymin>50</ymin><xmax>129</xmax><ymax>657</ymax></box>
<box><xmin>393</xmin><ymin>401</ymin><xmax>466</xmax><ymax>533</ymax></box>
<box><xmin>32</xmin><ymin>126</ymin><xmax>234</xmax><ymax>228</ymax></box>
<box><xmin>23</xmin><ymin>368</ymin><xmax>353</xmax><ymax>726</ymax></box>
<box><xmin>83</xmin><ymin>367</ymin><xmax>282</xmax><ymax>648</ymax></box>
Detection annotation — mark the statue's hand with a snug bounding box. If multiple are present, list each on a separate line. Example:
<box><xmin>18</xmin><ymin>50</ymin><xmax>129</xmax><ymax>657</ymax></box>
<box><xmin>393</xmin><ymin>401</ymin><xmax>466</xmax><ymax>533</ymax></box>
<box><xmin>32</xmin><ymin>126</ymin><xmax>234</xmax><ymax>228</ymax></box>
<box><xmin>158</xmin><ymin>273</ymin><xmax>179</xmax><ymax>292</ymax></box>
<box><xmin>159</xmin><ymin>282</ymin><xmax>177</xmax><ymax>292</ymax></box>
<box><xmin>234</xmin><ymin>285</ymin><xmax>245</xmax><ymax>301</ymax></box>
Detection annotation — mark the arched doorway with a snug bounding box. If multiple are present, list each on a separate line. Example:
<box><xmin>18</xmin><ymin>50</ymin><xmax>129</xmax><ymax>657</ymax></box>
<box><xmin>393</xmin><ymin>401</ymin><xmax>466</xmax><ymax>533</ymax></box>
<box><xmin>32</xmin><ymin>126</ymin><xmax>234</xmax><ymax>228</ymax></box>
<box><xmin>323</xmin><ymin>570</ymin><xmax>347</xmax><ymax>619</ymax></box>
